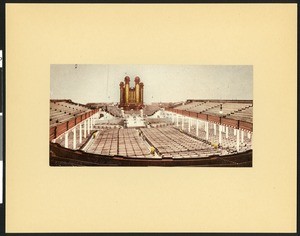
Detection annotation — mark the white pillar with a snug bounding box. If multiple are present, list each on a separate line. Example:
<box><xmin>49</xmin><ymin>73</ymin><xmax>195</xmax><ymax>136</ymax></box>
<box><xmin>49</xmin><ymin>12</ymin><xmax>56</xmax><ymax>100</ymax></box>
<box><xmin>219</xmin><ymin>125</ymin><xmax>222</xmax><ymax>144</ymax></box>
<box><xmin>87</xmin><ymin>118</ymin><xmax>90</xmax><ymax>134</ymax></box>
<box><xmin>172</xmin><ymin>114</ymin><xmax>175</xmax><ymax>123</ymax></box>
<box><xmin>64</xmin><ymin>132</ymin><xmax>69</xmax><ymax>148</ymax></box>
<box><xmin>236</xmin><ymin>129</ymin><xmax>240</xmax><ymax>152</ymax></box>
<box><xmin>84</xmin><ymin>120</ymin><xmax>87</xmax><ymax>138</ymax></box>
<box><xmin>205</xmin><ymin>121</ymin><xmax>209</xmax><ymax>140</ymax></box>
<box><xmin>73</xmin><ymin>127</ymin><xmax>77</xmax><ymax>149</ymax></box>
<box><xmin>241</xmin><ymin>130</ymin><xmax>244</xmax><ymax>143</ymax></box>
<box><xmin>90</xmin><ymin>117</ymin><xmax>93</xmax><ymax>130</ymax></box>
<box><xmin>181</xmin><ymin>116</ymin><xmax>184</xmax><ymax>130</ymax></box>
<box><xmin>234</xmin><ymin>129</ymin><xmax>236</xmax><ymax>136</ymax></box>
<box><xmin>247</xmin><ymin>132</ymin><xmax>251</xmax><ymax>139</ymax></box>
<box><xmin>79</xmin><ymin>123</ymin><xmax>82</xmax><ymax>143</ymax></box>
<box><xmin>214</xmin><ymin>123</ymin><xmax>216</xmax><ymax>136</ymax></box>
<box><xmin>196</xmin><ymin>119</ymin><xmax>199</xmax><ymax>137</ymax></box>
<box><xmin>176</xmin><ymin>115</ymin><xmax>179</xmax><ymax>127</ymax></box>
<box><xmin>188</xmin><ymin>117</ymin><xmax>191</xmax><ymax>133</ymax></box>
<box><xmin>226</xmin><ymin>126</ymin><xmax>229</xmax><ymax>139</ymax></box>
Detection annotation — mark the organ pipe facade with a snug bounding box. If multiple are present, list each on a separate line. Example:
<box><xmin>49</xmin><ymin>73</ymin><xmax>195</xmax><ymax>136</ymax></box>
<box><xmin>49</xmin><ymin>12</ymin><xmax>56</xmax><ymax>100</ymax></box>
<box><xmin>119</xmin><ymin>76</ymin><xmax>144</xmax><ymax>110</ymax></box>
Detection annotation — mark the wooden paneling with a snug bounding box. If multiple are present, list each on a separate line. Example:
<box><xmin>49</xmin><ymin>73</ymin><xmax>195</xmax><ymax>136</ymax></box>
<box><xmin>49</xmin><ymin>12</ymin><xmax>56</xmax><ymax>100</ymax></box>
<box><xmin>50</xmin><ymin>126</ymin><xmax>56</xmax><ymax>140</ymax></box>
<box><xmin>189</xmin><ymin>111</ymin><xmax>198</xmax><ymax>118</ymax></box>
<box><xmin>68</xmin><ymin>118</ymin><xmax>76</xmax><ymax>129</ymax></box>
<box><xmin>75</xmin><ymin>116</ymin><xmax>81</xmax><ymax>124</ymax></box>
<box><xmin>182</xmin><ymin>110</ymin><xmax>190</xmax><ymax>116</ymax></box>
<box><xmin>207</xmin><ymin>115</ymin><xmax>220</xmax><ymax>124</ymax></box>
<box><xmin>221</xmin><ymin>117</ymin><xmax>238</xmax><ymax>128</ymax></box>
<box><xmin>56</xmin><ymin>123</ymin><xmax>67</xmax><ymax>137</ymax></box>
<box><xmin>197</xmin><ymin>113</ymin><xmax>208</xmax><ymax>120</ymax></box>
<box><xmin>239</xmin><ymin>121</ymin><xmax>253</xmax><ymax>132</ymax></box>
<box><xmin>50</xmin><ymin>109</ymin><xmax>98</xmax><ymax>141</ymax></box>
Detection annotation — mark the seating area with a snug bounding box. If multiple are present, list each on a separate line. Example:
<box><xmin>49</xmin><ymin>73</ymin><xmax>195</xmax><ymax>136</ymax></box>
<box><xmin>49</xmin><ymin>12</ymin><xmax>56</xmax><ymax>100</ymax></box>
<box><xmin>50</xmin><ymin>101</ymin><xmax>91</xmax><ymax>126</ymax></box>
<box><xmin>140</xmin><ymin>127</ymin><xmax>222</xmax><ymax>158</ymax></box>
<box><xmin>143</xmin><ymin>104</ymin><xmax>161</xmax><ymax>116</ymax></box>
<box><xmin>186</xmin><ymin>101</ymin><xmax>222</xmax><ymax>113</ymax></box>
<box><xmin>203</xmin><ymin>103</ymin><xmax>252</xmax><ymax>116</ymax></box>
<box><xmin>94</xmin><ymin>118</ymin><xmax>124</xmax><ymax>129</ymax></box>
<box><xmin>146</xmin><ymin>118</ymin><xmax>172</xmax><ymax>128</ymax></box>
<box><xmin>226</xmin><ymin>106</ymin><xmax>253</xmax><ymax>123</ymax></box>
<box><xmin>85</xmin><ymin>128</ymin><xmax>151</xmax><ymax>157</ymax></box>
<box><xmin>107</xmin><ymin>106</ymin><xmax>123</xmax><ymax>117</ymax></box>
<box><xmin>172</xmin><ymin>117</ymin><xmax>252</xmax><ymax>152</ymax></box>
<box><xmin>86</xmin><ymin>128</ymin><xmax>119</xmax><ymax>156</ymax></box>
<box><xmin>55</xmin><ymin>127</ymin><xmax>92</xmax><ymax>150</ymax></box>
<box><xmin>118</xmin><ymin>129</ymin><xmax>151</xmax><ymax>157</ymax></box>
<box><xmin>174</xmin><ymin>101</ymin><xmax>204</xmax><ymax>111</ymax></box>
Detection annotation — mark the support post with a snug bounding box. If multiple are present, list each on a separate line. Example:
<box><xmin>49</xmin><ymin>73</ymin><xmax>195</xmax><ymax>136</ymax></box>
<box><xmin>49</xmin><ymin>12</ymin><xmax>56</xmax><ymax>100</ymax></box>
<box><xmin>64</xmin><ymin>132</ymin><xmax>69</xmax><ymax>148</ymax></box>
<box><xmin>205</xmin><ymin>121</ymin><xmax>209</xmax><ymax>140</ymax></box>
<box><xmin>241</xmin><ymin>130</ymin><xmax>244</xmax><ymax>143</ymax></box>
<box><xmin>219</xmin><ymin>125</ymin><xmax>222</xmax><ymax>144</ymax></box>
<box><xmin>236</xmin><ymin>129</ymin><xmax>240</xmax><ymax>152</ymax></box>
<box><xmin>196</xmin><ymin>119</ymin><xmax>199</xmax><ymax>137</ymax></box>
<box><xmin>214</xmin><ymin>123</ymin><xmax>216</xmax><ymax>136</ymax></box>
<box><xmin>84</xmin><ymin>120</ymin><xmax>87</xmax><ymax>138</ymax></box>
<box><xmin>73</xmin><ymin>127</ymin><xmax>77</xmax><ymax>149</ymax></box>
<box><xmin>79</xmin><ymin>123</ymin><xmax>82</xmax><ymax>143</ymax></box>
<box><xmin>226</xmin><ymin>126</ymin><xmax>229</xmax><ymax>139</ymax></box>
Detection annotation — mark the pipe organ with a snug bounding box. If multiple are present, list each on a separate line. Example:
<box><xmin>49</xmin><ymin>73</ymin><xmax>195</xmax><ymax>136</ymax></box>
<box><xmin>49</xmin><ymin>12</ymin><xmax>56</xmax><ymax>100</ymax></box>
<box><xmin>119</xmin><ymin>76</ymin><xmax>144</xmax><ymax>110</ymax></box>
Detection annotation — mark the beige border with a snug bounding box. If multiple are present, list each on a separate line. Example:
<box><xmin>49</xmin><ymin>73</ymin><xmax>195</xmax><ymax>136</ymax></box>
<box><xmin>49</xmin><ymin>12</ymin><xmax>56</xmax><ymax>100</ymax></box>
<box><xmin>6</xmin><ymin>4</ymin><xmax>297</xmax><ymax>232</ymax></box>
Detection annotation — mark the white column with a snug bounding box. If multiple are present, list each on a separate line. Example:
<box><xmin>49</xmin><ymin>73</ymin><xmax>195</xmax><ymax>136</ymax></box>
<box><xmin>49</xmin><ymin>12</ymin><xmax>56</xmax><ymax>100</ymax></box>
<box><xmin>181</xmin><ymin>116</ymin><xmax>184</xmax><ymax>130</ymax></box>
<box><xmin>176</xmin><ymin>115</ymin><xmax>179</xmax><ymax>127</ymax></box>
<box><xmin>236</xmin><ymin>129</ymin><xmax>240</xmax><ymax>152</ymax></box>
<box><xmin>247</xmin><ymin>132</ymin><xmax>251</xmax><ymax>139</ymax></box>
<box><xmin>64</xmin><ymin>131</ymin><xmax>69</xmax><ymax>148</ymax></box>
<box><xmin>234</xmin><ymin>129</ymin><xmax>236</xmax><ymax>136</ymax></box>
<box><xmin>214</xmin><ymin>123</ymin><xmax>216</xmax><ymax>136</ymax></box>
<box><xmin>90</xmin><ymin>117</ymin><xmax>93</xmax><ymax>130</ymax></box>
<box><xmin>84</xmin><ymin>120</ymin><xmax>87</xmax><ymax>138</ymax></box>
<box><xmin>87</xmin><ymin>118</ymin><xmax>90</xmax><ymax>134</ymax></box>
<box><xmin>73</xmin><ymin>127</ymin><xmax>77</xmax><ymax>149</ymax></box>
<box><xmin>188</xmin><ymin>117</ymin><xmax>191</xmax><ymax>133</ymax></box>
<box><xmin>241</xmin><ymin>130</ymin><xmax>244</xmax><ymax>143</ymax></box>
<box><xmin>219</xmin><ymin>125</ymin><xmax>222</xmax><ymax>144</ymax></box>
<box><xmin>196</xmin><ymin>119</ymin><xmax>199</xmax><ymax>137</ymax></box>
<box><xmin>79</xmin><ymin>123</ymin><xmax>82</xmax><ymax>143</ymax></box>
<box><xmin>172</xmin><ymin>114</ymin><xmax>174</xmax><ymax>123</ymax></box>
<box><xmin>205</xmin><ymin>121</ymin><xmax>209</xmax><ymax>140</ymax></box>
<box><xmin>226</xmin><ymin>126</ymin><xmax>229</xmax><ymax>139</ymax></box>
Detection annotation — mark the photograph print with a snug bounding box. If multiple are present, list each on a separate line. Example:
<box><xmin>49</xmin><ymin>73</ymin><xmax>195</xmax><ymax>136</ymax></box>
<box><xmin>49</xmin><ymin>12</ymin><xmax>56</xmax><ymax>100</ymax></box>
<box><xmin>49</xmin><ymin>64</ymin><xmax>253</xmax><ymax>167</ymax></box>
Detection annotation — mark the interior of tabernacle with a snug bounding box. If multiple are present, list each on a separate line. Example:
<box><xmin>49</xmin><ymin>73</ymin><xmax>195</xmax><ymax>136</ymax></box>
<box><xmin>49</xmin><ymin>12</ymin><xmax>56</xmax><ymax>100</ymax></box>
<box><xmin>50</xmin><ymin>72</ymin><xmax>253</xmax><ymax>167</ymax></box>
